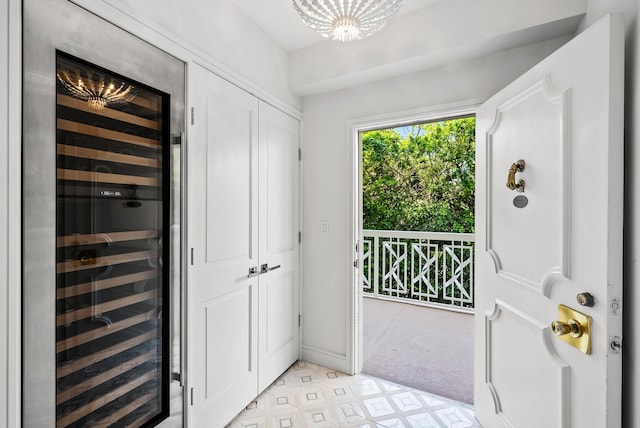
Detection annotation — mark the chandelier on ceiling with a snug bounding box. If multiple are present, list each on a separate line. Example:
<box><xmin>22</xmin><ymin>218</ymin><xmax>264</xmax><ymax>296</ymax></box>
<box><xmin>57</xmin><ymin>69</ymin><xmax>137</xmax><ymax>110</ymax></box>
<box><xmin>292</xmin><ymin>0</ymin><xmax>403</xmax><ymax>42</ymax></box>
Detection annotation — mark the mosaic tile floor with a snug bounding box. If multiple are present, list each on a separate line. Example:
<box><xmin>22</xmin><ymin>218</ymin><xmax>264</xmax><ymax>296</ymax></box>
<box><xmin>226</xmin><ymin>361</ymin><xmax>480</xmax><ymax>428</ymax></box>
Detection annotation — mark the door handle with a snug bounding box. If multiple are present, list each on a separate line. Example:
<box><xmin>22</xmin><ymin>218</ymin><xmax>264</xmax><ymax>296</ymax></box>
<box><xmin>551</xmin><ymin>319</ymin><xmax>583</xmax><ymax>338</ymax></box>
<box><xmin>260</xmin><ymin>264</ymin><xmax>281</xmax><ymax>274</ymax></box>
<box><xmin>551</xmin><ymin>304</ymin><xmax>591</xmax><ymax>354</ymax></box>
<box><xmin>506</xmin><ymin>159</ymin><xmax>525</xmax><ymax>192</ymax></box>
<box><xmin>248</xmin><ymin>266</ymin><xmax>259</xmax><ymax>278</ymax></box>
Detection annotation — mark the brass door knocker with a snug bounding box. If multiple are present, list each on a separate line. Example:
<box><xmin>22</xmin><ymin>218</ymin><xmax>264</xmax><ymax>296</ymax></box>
<box><xmin>506</xmin><ymin>159</ymin><xmax>525</xmax><ymax>192</ymax></box>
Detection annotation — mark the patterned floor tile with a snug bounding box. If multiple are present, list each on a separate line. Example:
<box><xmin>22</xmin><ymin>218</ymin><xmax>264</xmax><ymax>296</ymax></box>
<box><xmin>302</xmin><ymin>407</ymin><xmax>339</xmax><ymax>427</ymax></box>
<box><xmin>226</xmin><ymin>361</ymin><xmax>480</xmax><ymax>428</ymax></box>
<box><xmin>390</xmin><ymin>392</ymin><xmax>422</xmax><ymax>412</ymax></box>
<box><xmin>321</xmin><ymin>382</ymin><xmax>358</xmax><ymax>404</ymax></box>
<box><xmin>350</xmin><ymin>378</ymin><xmax>383</xmax><ymax>397</ymax></box>
<box><xmin>435</xmin><ymin>407</ymin><xmax>477</xmax><ymax>428</ymax></box>
<box><xmin>375</xmin><ymin>417</ymin><xmax>407</xmax><ymax>428</ymax></box>
<box><xmin>334</xmin><ymin>402</ymin><xmax>368</xmax><ymax>424</ymax></box>
<box><xmin>362</xmin><ymin>396</ymin><xmax>395</xmax><ymax>418</ymax></box>
<box><xmin>404</xmin><ymin>412</ymin><xmax>441</xmax><ymax>428</ymax></box>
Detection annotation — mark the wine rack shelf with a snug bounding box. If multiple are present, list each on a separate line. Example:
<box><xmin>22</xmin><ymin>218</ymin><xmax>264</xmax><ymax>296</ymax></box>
<box><xmin>57</xmin><ymin>144</ymin><xmax>160</xmax><ymax>169</ymax></box>
<box><xmin>57</xmin><ymin>119</ymin><xmax>161</xmax><ymax>149</ymax></box>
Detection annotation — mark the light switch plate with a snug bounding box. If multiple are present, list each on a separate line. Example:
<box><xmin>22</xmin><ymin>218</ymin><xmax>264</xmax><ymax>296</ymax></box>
<box><xmin>320</xmin><ymin>221</ymin><xmax>329</xmax><ymax>235</ymax></box>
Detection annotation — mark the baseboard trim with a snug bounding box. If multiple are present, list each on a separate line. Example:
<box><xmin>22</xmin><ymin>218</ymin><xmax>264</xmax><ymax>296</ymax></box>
<box><xmin>301</xmin><ymin>345</ymin><xmax>352</xmax><ymax>374</ymax></box>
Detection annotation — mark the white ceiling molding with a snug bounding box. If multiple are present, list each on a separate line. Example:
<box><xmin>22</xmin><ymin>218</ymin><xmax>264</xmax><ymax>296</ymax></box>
<box><xmin>290</xmin><ymin>15</ymin><xmax>585</xmax><ymax>96</ymax></box>
<box><xmin>287</xmin><ymin>0</ymin><xmax>586</xmax><ymax>95</ymax></box>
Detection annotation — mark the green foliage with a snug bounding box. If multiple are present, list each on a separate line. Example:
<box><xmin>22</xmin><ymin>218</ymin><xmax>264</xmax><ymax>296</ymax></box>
<box><xmin>362</xmin><ymin>117</ymin><xmax>475</xmax><ymax>233</ymax></box>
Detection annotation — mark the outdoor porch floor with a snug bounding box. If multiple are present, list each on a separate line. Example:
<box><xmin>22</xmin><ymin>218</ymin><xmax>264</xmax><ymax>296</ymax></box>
<box><xmin>362</xmin><ymin>298</ymin><xmax>474</xmax><ymax>404</ymax></box>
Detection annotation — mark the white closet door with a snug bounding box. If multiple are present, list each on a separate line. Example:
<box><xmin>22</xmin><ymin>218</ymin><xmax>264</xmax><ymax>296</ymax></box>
<box><xmin>188</xmin><ymin>63</ymin><xmax>259</xmax><ymax>427</ymax></box>
<box><xmin>258</xmin><ymin>101</ymin><xmax>300</xmax><ymax>391</ymax></box>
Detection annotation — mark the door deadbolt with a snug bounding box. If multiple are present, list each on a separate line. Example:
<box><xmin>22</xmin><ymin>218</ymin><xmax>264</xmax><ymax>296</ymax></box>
<box><xmin>576</xmin><ymin>292</ymin><xmax>595</xmax><ymax>307</ymax></box>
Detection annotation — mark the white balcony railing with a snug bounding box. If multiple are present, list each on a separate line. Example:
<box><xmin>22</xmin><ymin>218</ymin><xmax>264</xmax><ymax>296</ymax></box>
<box><xmin>361</xmin><ymin>230</ymin><xmax>475</xmax><ymax>313</ymax></box>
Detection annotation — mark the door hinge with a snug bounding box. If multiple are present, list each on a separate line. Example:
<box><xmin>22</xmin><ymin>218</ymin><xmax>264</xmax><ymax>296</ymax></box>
<box><xmin>298</xmin><ymin>231</ymin><xmax>302</xmax><ymax>244</ymax></box>
<box><xmin>191</xmin><ymin>107</ymin><xmax>195</xmax><ymax>125</ymax></box>
<box><xmin>298</xmin><ymin>314</ymin><xmax>302</xmax><ymax>327</ymax></box>
<box><xmin>190</xmin><ymin>248</ymin><xmax>194</xmax><ymax>265</ymax></box>
<box><xmin>190</xmin><ymin>388</ymin><xmax>194</xmax><ymax>406</ymax></box>
<box><xmin>298</xmin><ymin>147</ymin><xmax>302</xmax><ymax>161</ymax></box>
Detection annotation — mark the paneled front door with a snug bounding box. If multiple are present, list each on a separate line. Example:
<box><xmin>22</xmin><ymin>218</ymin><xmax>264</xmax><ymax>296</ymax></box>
<box><xmin>474</xmin><ymin>14</ymin><xmax>623</xmax><ymax>428</ymax></box>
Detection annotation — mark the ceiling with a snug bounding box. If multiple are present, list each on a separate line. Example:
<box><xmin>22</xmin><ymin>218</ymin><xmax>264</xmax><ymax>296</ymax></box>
<box><xmin>234</xmin><ymin>0</ymin><xmax>445</xmax><ymax>51</ymax></box>
<box><xmin>234</xmin><ymin>0</ymin><xmax>588</xmax><ymax>96</ymax></box>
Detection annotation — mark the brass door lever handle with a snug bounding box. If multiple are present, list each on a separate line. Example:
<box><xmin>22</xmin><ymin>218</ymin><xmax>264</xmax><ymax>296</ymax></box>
<box><xmin>552</xmin><ymin>319</ymin><xmax>583</xmax><ymax>338</ymax></box>
<box><xmin>506</xmin><ymin>159</ymin><xmax>525</xmax><ymax>192</ymax></box>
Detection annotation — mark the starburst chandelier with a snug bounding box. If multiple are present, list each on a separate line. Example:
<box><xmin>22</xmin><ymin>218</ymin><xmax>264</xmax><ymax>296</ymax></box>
<box><xmin>57</xmin><ymin>69</ymin><xmax>137</xmax><ymax>110</ymax></box>
<box><xmin>292</xmin><ymin>0</ymin><xmax>403</xmax><ymax>42</ymax></box>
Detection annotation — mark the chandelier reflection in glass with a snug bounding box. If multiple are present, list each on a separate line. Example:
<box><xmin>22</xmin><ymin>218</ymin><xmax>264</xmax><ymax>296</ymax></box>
<box><xmin>292</xmin><ymin>0</ymin><xmax>403</xmax><ymax>42</ymax></box>
<box><xmin>57</xmin><ymin>69</ymin><xmax>137</xmax><ymax>110</ymax></box>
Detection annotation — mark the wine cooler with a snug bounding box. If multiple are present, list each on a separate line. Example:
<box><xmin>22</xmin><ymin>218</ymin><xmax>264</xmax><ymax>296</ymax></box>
<box><xmin>23</xmin><ymin>0</ymin><xmax>185</xmax><ymax>426</ymax></box>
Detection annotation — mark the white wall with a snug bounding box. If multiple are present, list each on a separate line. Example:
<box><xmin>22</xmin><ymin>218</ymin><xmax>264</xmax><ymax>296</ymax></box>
<box><xmin>579</xmin><ymin>1</ymin><xmax>640</xmax><ymax>426</ymax></box>
<box><xmin>299</xmin><ymin>36</ymin><xmax>570</xmax><ymax>373</ymax></box>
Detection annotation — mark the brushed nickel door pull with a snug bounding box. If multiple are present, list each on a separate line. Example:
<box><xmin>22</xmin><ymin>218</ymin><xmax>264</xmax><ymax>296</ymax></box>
<box><xmin>260</xmin><ymin>264</ymin><xmax>281</xmax><ymax>274</ymax></box>
<box><xmin>506</xmin><ymin>159</ymin><xmax>525</xmax><ymax>192</ymax></box>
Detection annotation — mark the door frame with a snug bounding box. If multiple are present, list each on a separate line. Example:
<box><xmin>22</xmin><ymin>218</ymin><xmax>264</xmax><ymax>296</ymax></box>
<box><xmin>347</xmin><ymin>101</ymin><xmax>480</xmax><ymax>374</ymax></box>
<box><xmin>3</xmin><ymin>0</ymin><xmax>22</xmax><ymax>426</ymax></box>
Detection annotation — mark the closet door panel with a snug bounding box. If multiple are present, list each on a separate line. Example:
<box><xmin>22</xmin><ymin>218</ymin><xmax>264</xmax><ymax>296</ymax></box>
<box><xmin>258</xmin><ymin>101</ymin><xmax>300</xmax><ymax>391</ymax></box>
<box><xmin>188</xmin><ymin>63</ymin><xmax>259</xmax><ymax>427</ymax></box>
<box><xmin>204</xmin><ymin>95</ymin><xmax>252</xmax><ymax>265</ymax></box>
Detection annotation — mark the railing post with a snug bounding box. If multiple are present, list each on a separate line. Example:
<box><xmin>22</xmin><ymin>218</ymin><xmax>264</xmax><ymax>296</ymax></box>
<box><xmin>373</xmin><ymin>235</ymin><xmax>379</xmax><ymax>297</ymax></box>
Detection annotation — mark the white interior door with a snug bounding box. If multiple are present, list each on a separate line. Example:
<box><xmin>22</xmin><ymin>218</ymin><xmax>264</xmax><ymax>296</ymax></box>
<box><xmin>474</xmin><ymin>13</ymin><xmax>623</xmax><ymax>428</ymax></box>
<box><xmin>188</xmin><ymin>63</ymin><xmax>259</xmax><ymax>427</ymax></box>
<box><xmin>257</xmin><ymin>101</ymin><xmax>300</xmax><ymax>391</ymax></box>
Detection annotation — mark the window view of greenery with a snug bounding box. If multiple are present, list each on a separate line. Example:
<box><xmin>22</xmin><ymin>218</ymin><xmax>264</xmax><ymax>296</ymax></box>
<box><xmin>362</xmin><ymin>117</ymin><xmax>476</xmax><ymax>233</ymax></box>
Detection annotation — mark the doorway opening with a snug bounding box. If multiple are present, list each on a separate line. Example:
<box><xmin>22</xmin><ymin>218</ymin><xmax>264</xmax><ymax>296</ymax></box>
<box><xmin>355</xmin><ymin>115</ymin><xmax>476</xmax><ymax>404</ymax></box>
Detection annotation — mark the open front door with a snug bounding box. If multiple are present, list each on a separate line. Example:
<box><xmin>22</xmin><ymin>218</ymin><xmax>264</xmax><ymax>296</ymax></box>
<box><xmin>474</xmin><ymin>13</ymin><xmax>623</xmax><ymax>428</ymax></box>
